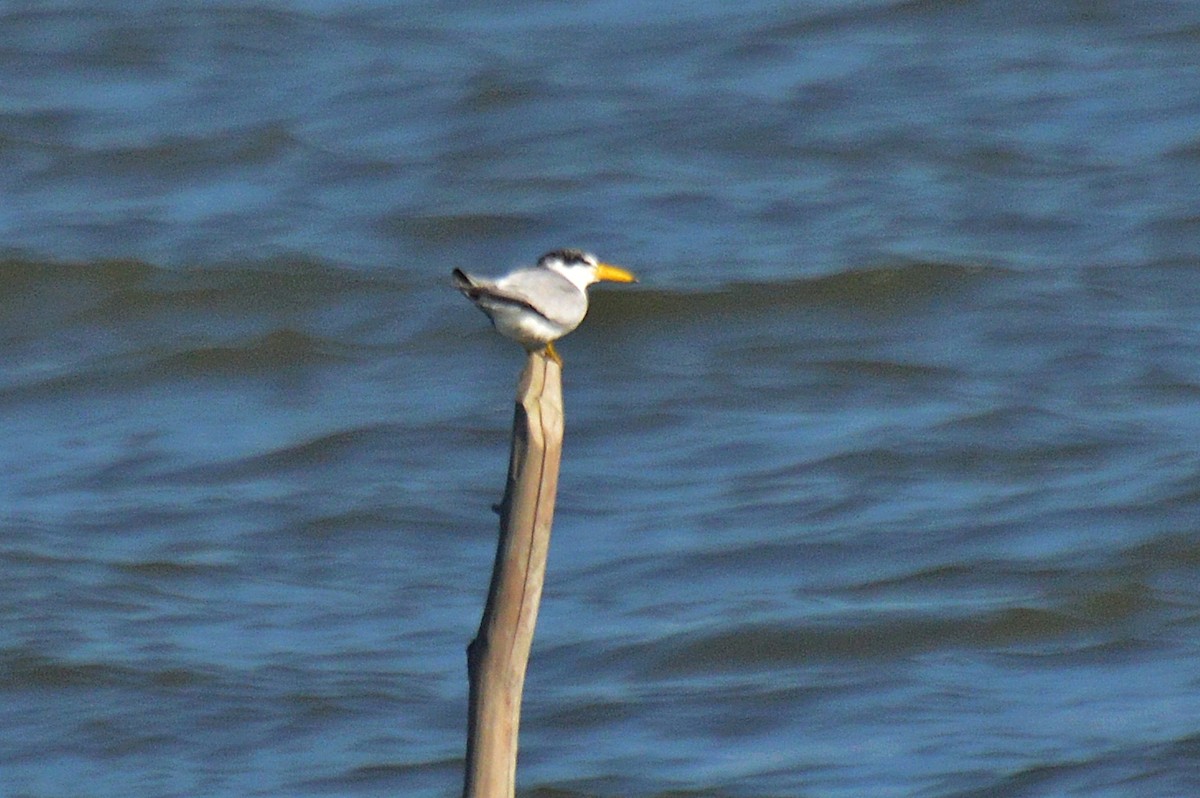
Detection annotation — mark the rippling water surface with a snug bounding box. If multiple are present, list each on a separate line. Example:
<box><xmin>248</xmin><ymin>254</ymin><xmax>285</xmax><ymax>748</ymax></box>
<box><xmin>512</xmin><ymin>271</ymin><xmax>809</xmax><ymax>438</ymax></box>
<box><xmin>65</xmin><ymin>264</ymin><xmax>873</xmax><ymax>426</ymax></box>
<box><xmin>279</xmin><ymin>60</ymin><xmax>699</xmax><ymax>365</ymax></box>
<box><xmin>3</xmin><ymin>2</ymin><xmax>1200</xmax><ymax>797</ymax></box>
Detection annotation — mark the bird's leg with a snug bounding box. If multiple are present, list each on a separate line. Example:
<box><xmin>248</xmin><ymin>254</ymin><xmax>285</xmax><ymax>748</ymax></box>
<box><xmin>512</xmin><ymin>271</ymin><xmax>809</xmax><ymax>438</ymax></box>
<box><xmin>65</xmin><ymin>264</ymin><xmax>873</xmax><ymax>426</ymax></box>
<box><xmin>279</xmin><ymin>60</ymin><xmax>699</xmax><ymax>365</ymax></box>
<box><xmin>543</xmin><ymin>342</ymin><xmax>563</xmax><ymax>366</ymax></box>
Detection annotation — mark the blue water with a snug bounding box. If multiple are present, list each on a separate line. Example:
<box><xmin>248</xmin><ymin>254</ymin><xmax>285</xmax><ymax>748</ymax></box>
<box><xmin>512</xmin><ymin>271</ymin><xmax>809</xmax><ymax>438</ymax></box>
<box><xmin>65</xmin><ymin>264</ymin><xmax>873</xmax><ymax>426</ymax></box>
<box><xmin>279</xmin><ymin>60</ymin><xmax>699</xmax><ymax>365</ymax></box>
<box><xmin>3</xmin><ymin>2</ymin><xmax>1200</xmax><ymax>796</ymax></box>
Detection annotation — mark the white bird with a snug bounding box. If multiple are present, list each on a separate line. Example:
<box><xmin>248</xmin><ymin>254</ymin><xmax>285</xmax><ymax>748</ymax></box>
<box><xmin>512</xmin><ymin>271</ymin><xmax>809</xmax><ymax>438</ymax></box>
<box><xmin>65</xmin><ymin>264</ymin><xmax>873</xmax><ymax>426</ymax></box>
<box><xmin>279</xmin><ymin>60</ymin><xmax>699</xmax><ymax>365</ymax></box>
<box><xmin>452</xmin><ymin>248</ymin><xmax>637</xmax><ymax>364</ymax></box>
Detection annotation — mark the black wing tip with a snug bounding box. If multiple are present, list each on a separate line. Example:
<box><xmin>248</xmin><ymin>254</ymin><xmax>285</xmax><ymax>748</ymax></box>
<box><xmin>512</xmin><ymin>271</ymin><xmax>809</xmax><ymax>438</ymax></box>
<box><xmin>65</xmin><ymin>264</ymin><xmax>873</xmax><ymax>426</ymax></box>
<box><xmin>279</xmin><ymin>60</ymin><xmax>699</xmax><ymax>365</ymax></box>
<box><xmin>451</xmin><ymin>268</ymin><xmax>473</xmax><ymax>290</ymax></box>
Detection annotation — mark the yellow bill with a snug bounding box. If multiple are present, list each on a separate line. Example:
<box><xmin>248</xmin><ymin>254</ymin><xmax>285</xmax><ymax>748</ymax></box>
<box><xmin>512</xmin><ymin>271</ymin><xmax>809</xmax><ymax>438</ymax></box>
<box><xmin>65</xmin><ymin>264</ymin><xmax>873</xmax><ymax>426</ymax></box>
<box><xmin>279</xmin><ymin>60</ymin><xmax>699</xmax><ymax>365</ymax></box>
<box><xmin>595</xmin><ymin>263</ymin><xmax>638</xmax><ymax>283</ymax></box>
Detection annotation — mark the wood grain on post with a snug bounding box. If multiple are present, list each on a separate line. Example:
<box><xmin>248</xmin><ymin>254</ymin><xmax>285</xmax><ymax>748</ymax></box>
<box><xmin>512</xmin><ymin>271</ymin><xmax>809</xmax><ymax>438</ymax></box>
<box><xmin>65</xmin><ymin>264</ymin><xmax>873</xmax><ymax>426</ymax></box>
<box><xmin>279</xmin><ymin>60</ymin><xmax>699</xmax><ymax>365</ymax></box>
<box><xmin>463</xmin><ymin>351</ymin><xmax>564</xmax><ymax>798</ymax></box>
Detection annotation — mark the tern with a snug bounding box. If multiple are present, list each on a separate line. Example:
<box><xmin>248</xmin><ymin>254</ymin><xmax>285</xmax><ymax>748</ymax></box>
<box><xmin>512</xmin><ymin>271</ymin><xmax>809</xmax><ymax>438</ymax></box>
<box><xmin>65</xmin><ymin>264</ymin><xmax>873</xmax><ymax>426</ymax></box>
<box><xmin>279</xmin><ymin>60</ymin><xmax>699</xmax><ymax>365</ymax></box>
<box><xmin>452</xmin><ymin>249</ymin><xmax>637</xmax><ymax>365</ymax></box>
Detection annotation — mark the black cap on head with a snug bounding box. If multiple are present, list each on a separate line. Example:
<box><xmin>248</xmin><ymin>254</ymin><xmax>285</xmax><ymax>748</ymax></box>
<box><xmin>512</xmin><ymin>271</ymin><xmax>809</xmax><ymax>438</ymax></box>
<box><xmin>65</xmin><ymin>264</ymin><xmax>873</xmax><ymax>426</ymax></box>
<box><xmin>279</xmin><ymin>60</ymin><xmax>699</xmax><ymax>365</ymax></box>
<box><xmin>538</xmin><ymin>249</ymin><xmax>594</xmax><ymax>268</ymax></box>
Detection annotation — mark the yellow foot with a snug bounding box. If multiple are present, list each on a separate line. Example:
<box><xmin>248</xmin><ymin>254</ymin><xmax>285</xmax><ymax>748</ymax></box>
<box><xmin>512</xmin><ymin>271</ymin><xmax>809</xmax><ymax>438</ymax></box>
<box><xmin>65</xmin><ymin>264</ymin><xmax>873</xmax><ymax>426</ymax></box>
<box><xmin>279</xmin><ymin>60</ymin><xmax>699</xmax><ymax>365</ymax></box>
<box><xmin>543</xmin><ymin>342</ymin><xmax>563</xmax><ymax>367</ymax></box>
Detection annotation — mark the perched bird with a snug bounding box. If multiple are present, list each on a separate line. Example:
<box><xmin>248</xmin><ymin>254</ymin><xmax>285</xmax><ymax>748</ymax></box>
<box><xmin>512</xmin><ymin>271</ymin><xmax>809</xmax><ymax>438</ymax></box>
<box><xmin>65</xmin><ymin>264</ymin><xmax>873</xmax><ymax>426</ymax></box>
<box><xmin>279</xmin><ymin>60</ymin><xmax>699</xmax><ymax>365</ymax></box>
<box><xmin>452</xmin><ymin>248</ymin><xmax>637</xmax><ymax>364</ymax></box>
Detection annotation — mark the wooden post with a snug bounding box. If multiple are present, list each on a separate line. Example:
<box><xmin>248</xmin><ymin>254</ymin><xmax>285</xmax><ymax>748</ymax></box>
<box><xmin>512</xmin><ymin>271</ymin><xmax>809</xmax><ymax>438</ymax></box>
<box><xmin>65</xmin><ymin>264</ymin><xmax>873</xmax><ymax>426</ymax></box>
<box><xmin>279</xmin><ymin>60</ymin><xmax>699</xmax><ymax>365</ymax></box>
<box><xmin>463</xmin><ymin>351</ymin><xmax>564</xmax><ymax>798</ymax></box>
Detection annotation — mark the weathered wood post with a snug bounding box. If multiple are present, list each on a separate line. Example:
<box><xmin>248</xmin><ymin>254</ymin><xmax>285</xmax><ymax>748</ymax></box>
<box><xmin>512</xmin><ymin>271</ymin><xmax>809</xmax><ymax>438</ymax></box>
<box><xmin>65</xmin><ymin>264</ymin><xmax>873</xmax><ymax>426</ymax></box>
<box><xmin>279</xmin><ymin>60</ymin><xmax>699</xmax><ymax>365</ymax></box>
<box><xmin>462</xmin><ymin>350</ymin><xmax>563</xmax><ymax>798</ymax></box>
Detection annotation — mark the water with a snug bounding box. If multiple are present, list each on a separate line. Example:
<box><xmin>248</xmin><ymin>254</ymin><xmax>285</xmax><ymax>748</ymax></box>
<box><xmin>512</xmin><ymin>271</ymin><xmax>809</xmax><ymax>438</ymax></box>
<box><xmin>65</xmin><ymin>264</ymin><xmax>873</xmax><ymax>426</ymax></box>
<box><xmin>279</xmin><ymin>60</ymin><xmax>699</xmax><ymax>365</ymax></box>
<box><xmin>3</xmin><ymin>2</ymin><xmax>1200</xmax><ymax>796</ymax></box>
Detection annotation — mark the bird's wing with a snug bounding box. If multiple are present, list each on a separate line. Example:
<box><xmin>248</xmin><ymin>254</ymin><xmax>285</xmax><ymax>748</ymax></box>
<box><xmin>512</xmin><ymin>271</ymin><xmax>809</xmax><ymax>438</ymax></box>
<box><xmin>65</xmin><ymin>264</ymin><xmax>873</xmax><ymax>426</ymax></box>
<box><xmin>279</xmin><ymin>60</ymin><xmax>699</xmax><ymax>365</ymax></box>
<box><xmin>456</xmin><ymin>267</ymin><xmax>585</xmax><ymax>327</ymax></box>
<box><xmin>453</xmin><ymin>268</ymin><xmax>546</xmax><ymax>317</ymax></box>
<box><xmin>495</xmin><ymin>268</ymin><xmax>588</xmax><ymax>327</ymax></box>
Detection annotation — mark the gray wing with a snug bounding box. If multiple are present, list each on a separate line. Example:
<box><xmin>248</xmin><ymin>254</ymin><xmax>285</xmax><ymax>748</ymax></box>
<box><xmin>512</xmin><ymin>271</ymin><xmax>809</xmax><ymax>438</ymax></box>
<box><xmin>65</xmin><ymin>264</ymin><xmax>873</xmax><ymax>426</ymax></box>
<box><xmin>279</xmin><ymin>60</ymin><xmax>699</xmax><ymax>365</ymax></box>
<box><xmin>454</xmin><ymin>267</ymin><xmax>586</xmax><ymax>328</ymax></box>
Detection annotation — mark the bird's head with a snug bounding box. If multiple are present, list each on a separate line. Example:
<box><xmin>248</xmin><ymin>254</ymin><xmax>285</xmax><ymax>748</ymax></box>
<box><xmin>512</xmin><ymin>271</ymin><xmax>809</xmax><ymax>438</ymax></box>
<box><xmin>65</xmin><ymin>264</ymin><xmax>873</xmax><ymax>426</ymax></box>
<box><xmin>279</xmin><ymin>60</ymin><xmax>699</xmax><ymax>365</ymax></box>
<box><xmin>538</xmin><ymin>249</ymin><xmax>637</xmax><ymax>290</ymax></box>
